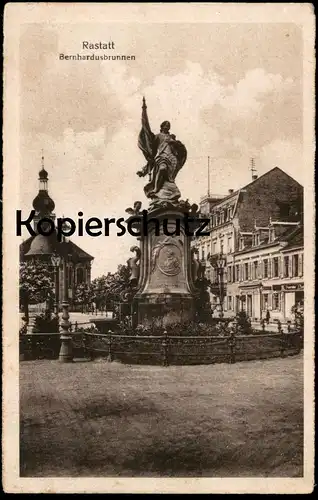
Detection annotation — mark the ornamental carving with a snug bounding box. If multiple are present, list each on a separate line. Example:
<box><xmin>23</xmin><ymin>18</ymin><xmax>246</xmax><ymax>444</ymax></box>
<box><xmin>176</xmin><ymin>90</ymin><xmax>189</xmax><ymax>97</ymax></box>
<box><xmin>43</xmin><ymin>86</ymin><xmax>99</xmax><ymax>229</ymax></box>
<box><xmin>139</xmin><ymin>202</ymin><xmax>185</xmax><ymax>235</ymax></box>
<box><xmin>151</xmin><ymin>237</ymin><xmax>181</xmax><ymax>276</ymax></box>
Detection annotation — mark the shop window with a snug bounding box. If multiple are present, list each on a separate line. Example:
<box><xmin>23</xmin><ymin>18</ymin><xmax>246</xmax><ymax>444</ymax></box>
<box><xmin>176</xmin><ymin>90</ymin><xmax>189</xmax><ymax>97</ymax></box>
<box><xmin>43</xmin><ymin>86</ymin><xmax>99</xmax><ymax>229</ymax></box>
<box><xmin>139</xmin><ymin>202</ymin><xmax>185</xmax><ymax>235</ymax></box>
<box><xmin>272</xmin><ymin>292</ymin><xmax>280</xmax><ymax>311</ymax></box>
<box><xmin>262</xmin><ymin>293</ymin><xmax>269</xmax><ymax>310</ymax></box>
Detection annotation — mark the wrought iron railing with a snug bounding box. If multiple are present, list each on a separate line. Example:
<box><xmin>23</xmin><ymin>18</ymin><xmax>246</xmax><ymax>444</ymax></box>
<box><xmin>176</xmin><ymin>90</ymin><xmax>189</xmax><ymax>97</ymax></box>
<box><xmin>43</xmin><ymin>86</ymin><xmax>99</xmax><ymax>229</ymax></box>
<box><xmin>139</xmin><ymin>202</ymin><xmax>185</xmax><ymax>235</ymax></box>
<box><xmin>20</xmin><ymin>321</ymin><xmax>303</xmax><ymax>364</ymax></box>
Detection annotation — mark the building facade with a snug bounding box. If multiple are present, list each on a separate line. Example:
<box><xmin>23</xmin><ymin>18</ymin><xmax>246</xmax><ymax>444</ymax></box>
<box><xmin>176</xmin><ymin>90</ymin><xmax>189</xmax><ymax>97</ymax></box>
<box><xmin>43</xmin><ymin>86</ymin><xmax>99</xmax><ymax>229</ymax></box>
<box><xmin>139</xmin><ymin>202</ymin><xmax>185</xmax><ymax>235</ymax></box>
<box><xmin>226</xmin><ymin>223</ymin><xmax>303</xmax><ymax>322</ymax></box>
<box><xmin>192</xmin><ymin>167</ymin><xmax>304</xmax><ymax>322</ymax></box>
<box><xmin>20</xmin><ymin>166</ymin><xmax>94</xmax><ymax>309</ymax></box>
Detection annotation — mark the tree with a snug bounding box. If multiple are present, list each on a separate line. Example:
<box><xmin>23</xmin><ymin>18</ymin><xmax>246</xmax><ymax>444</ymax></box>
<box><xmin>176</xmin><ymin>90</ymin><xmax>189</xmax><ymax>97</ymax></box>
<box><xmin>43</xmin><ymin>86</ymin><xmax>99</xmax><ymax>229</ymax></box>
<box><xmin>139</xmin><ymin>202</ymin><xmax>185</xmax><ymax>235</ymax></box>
<box><xmin>19</xmin><ymin>260</ymin><xmax>55</xmax><ymax>321</ymax></box>
<box><xmin>89</xmin><ymin>264</ymin><xmax>131</xmax><ymax>312</ymax></box>
<box><xmin>73</xmin><ymin>283</ymin><xmax>92</xmax><ymax>312</ymax></box>
<box><xmin>291</xmin><ymin>301</ymin><xmax>304</xmax><ymax>334</ymax></box>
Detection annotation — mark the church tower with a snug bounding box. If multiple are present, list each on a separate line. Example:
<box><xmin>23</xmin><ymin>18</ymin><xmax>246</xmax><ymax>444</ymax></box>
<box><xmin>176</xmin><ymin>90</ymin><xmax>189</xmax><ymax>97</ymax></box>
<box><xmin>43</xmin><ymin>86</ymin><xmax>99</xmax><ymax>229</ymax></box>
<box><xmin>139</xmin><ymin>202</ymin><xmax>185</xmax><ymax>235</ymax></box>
<box><xmin>32</xmin><ymin>154</ymin><xmax>56</xmax><ymax>232</ymax></box>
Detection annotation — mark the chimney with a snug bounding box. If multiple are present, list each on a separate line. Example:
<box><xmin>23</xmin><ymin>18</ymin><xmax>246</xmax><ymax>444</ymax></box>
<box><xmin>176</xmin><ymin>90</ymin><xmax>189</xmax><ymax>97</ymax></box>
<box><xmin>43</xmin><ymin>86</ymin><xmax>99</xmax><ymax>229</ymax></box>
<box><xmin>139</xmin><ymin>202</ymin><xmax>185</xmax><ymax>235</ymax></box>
<box><xmin>252</xmin><ymin>174</ymin><xmax>258</xmax><ymax>181</ymax></box>
<box><xmin>228</xmin><ymin>189</ymin><xmax>234</xmax><ymax>194</ymax></box>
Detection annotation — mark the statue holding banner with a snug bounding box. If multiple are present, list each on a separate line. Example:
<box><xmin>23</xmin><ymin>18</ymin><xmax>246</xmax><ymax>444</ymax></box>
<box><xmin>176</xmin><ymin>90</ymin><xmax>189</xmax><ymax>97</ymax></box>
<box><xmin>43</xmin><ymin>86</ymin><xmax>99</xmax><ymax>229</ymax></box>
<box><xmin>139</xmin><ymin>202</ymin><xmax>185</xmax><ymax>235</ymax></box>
<box><xmin>137</xmin><ymin>97</ymin><xmax>187</xmax><ymax>209</ymax></box>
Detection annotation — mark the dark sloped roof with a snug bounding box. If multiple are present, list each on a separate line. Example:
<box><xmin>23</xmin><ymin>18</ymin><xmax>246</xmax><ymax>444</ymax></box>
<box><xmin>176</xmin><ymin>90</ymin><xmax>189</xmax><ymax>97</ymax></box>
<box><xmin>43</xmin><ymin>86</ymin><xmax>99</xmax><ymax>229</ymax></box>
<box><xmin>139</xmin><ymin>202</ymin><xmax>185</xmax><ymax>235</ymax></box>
<box><xmin>281</xmin><ymin>225</ymin><xmax>304</xmax><ymax>250</ymax></box>
<box><xmin>20</xmin><ymin>233</ymin><xmax>94</xmax><ymax>261</ymax></box>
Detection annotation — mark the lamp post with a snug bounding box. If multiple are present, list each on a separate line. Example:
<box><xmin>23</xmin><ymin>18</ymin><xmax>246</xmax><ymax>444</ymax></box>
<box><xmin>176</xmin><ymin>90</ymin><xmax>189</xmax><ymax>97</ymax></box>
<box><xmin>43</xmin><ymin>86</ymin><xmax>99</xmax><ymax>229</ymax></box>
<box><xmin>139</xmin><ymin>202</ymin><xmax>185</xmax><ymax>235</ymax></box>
<box><xmin>209</xmin><ymin>252</ymin><xmax>226</xmax><ymax>318</ymax></box>
<box><xmin>51</xmin><ymin>253</ymin><xmax>61</xmax><ymax>319</ymax></box>
<box><xmin>58</xmin><ymin>240</ymin><xmax>73</xmax><ymax>363</ymax></box>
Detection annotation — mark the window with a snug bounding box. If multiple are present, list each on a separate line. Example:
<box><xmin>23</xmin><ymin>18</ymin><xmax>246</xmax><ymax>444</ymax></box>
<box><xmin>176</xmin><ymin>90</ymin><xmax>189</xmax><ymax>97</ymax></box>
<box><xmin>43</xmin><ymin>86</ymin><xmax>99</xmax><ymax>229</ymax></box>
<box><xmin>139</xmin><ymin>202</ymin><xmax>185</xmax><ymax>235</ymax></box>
<box><xmin>77</xmin><ymin>268</ymin><xmax>84</xmax><ymax>284</ymax></box>
<box><xmin>202</xmin><ymin>247</ymin><xmax>205</xmax><ymax>260</ymax></box>
<box><xmin>272</xmin><ymin>292</ymin><xmax>280</xmax><ymax>311</ymax></box>
<box><xmin>220</xmin><ymin>240</ymin><xmax>224</xmax><ymax>253</ymax></box>
<box><xmin>244</xmin><ymin>263</ymin><xmax>249</xmax><ymax>280</ymax></box>
<box><xmin>236</xmin><ymin>264</ymin><xmax>240</xmax><ymax>282</ymax></box>
<box><xmin>263</xmin><ymin>259</ymin><xmax>268</xmax><ymax>278</ymax></box>
<box><xmin>300</xmin><ymin>254</ymin><xmax>304</xmax><ymax>275</ymax></box>
<box><xmin>68</xmin><ymin>266</ymin><xmax>73</xmax><ymax>287</ymax></box>
<box><xmin>253</xmin><ymin>260</ymin><xmax>258</xmax><ymax>279</ymax></box>
<box><xmin>273</xmin><ymin>257</ymin><xmax>279</xmax><ymax>277</ymax></box>
<box><xmin>228</xmin><ymin>296</ymin><xmax>233</xmax><ymax>310</ymax></box>
<box><xmin>239</xmin><ymin>238</ymin><xmax>244</xmax><ymax>250</ymax></box>
<box><xmin>284</xmin><ymin>256</ymin><xmax>289</xmax><ymax>277</ymax></box>
<box><xmin>227</xmin><ymin>265</ymin><xmax>232</xmax><ymax>283</ymax></box>
<box><xmin>292</xmin><ymin>254</ymin><xmax>299</xmax><ymax>277</ymax></box>
<box><xmin>262</xmin><ymin>293</ymin><xmax>269</xmax><ymax>310</ymax></box>
<box><xmin>212</xmin><ymin>240</ymin><xmax>217</xmax><ymax>254</ymax></box>
<box><xmin>227</xmin><ymin>236</ymin><xmax>232</xmax><ymax>253</ymax></box>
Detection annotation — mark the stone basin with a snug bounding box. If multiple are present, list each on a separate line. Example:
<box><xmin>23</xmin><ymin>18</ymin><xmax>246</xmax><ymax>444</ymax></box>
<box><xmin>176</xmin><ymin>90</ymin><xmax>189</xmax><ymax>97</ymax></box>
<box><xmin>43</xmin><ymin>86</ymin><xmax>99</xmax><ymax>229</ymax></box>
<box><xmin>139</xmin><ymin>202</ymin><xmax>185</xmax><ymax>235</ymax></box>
<box><xmin>89</xmin><ymin>317</ymin><xmax>119</xmax><ymax>334</ymax></box>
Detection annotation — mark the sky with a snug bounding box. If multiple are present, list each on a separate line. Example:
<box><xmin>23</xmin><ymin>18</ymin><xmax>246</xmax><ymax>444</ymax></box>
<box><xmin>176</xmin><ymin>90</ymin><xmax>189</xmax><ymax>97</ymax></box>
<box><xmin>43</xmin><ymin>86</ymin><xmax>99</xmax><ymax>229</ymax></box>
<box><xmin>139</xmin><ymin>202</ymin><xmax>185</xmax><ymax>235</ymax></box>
<box><xmin>19</xmin><ymin>22</ymin><xmax>303</xmax><ymax>278</ymax></box>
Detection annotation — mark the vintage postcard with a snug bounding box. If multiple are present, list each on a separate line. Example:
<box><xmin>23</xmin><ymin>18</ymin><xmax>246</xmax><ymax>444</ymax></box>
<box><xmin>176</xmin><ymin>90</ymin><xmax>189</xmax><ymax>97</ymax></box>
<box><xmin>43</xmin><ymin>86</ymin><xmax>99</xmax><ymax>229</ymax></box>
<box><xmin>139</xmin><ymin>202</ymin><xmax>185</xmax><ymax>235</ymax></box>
<box><xmin>2</xmin><ymin>2</ymin><xmax>315</xmax><ymax>494</ymax></box>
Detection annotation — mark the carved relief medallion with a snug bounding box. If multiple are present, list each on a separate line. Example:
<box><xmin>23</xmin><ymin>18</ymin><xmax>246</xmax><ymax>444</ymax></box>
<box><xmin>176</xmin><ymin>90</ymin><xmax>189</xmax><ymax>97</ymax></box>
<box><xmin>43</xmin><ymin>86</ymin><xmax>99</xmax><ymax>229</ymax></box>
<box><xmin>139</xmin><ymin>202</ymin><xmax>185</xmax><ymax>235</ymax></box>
<box><xmin>151</xmin><ymin>237</ymin><xmax>182</xmax><ymax>277</ymax></box>
<box><xmin>158</xmin><ymin>245</ymin><xmax>181</xmax><ymax>276</ymax></box>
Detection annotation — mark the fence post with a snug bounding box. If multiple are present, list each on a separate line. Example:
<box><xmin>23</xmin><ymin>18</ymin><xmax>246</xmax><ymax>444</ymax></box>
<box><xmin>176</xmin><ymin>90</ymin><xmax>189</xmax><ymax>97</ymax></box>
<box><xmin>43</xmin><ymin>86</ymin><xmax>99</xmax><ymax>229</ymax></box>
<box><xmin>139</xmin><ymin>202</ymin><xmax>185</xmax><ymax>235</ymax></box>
<box><xmin>75</xmin><ymin>321</ymin><xmax>78</xmax><ymax>332</ymax></box>
<box><xmin>228</xmin><ymin>320</ymin><xmax>237</xmax><ymax>364</ymax></box>
<box><xmin>108</xmin><ymin>329</ymin><xmax>113</xmax><ymax>362</ymax></box>
<box><xmin>162</xmin><ymin>330</ymin><xmax>169</xmax><ymax>367</ymax></box>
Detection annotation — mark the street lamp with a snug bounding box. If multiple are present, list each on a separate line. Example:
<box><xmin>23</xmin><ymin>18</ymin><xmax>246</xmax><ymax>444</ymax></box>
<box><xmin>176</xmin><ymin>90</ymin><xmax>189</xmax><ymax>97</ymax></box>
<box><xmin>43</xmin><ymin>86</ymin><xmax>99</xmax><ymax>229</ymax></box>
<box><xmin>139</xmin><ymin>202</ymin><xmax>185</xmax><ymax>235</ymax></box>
<box><xmin>51</xmin><ymin>253</ymin><xmax>61</xmax><ymax>319</ymax></box>
<box><xmin>209</xmin><ymin>252</ymin><xmax>226</xmax><ymax>318</ymax></box>
<box><xmin>58</xmin><ymin>239</ymin><xmax>73</xmax><ymax>363</ymax></box>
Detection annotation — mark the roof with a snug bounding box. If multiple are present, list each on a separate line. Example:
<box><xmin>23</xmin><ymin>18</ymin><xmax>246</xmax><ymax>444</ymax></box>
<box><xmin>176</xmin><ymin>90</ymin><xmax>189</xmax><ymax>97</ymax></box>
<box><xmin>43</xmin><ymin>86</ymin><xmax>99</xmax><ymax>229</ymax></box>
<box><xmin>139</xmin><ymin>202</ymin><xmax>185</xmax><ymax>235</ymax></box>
<box><xmin>20</xmin><ymin>233</ymin><xmax>94</xmax><ymax>262</ymax></box>
<box><xmin>208</xmin><ymin>167</ymin><xmax>303</xmax><ymax>209</ymax></box>
<box><xmin>280</xmin><ymin>225</ymin><xmax>304</xmax><ymax>250</ymax></box>
<box><xmin>234</xmin><ymin>223</ymin><xmax>303</xmax><ymax>256</ymax></box>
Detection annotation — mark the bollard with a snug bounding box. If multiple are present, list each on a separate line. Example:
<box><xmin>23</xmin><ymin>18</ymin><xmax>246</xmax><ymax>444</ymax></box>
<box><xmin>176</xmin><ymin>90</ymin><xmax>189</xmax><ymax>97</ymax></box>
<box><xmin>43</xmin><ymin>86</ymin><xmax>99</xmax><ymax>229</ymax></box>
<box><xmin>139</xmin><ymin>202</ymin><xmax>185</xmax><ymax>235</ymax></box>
<box><xmin>228</xmin><ymin>319</ymin><xmax>237</xmax><ymax>364</ymax></box>
<box><xmin>108</xmin><ymin>329</ymin><xmax>113</xmax><ymax>362</ymax></box>
<box><xmin>279</xmin><ymin>321</ymin><xmax>286</xmax><ymax>357</ymax></box>
<box><xmin>162</xmin><ymin>330</ymin><xmax>169</xmax><ymax>367</ymax></box>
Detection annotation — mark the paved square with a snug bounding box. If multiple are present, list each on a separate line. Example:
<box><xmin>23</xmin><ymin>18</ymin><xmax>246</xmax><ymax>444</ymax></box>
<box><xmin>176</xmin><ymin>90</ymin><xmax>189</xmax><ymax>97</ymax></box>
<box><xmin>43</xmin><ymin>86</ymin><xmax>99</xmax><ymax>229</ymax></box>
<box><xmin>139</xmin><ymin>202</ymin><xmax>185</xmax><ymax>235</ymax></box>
<box><xmin>20</xmin><ymin>355</ymin><xmax>303</xmax><ymax>477</ymax></box>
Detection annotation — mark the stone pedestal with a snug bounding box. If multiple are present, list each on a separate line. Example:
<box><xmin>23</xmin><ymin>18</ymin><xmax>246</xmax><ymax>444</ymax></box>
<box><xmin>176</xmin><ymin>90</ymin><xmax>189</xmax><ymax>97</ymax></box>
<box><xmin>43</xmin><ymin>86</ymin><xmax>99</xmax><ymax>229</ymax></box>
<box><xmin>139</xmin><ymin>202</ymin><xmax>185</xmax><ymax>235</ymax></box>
<box><xmin>132</xmin><ymin>209</ymin><xmax>197</xmax><ymax>327</ymax></box>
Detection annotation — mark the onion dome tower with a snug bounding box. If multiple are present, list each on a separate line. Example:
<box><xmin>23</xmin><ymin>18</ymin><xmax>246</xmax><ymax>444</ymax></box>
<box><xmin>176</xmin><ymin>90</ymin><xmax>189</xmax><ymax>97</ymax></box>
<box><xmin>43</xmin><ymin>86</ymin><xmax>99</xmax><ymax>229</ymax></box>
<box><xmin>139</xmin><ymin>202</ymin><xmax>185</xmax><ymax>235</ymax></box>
<box><xmin>32</xmin><ymin>153</ymin><xmax>56</xmax><ymax>232</ymax></box>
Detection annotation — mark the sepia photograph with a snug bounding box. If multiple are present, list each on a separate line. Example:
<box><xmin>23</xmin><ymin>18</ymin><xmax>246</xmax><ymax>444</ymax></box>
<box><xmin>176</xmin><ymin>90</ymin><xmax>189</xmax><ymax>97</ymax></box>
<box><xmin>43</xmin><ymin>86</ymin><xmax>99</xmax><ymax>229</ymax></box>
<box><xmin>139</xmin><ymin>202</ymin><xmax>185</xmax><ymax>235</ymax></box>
<box><xmin>3</xmin><ymin>3</ymin><xmax>315</xmax><ymax>494</ymax></box>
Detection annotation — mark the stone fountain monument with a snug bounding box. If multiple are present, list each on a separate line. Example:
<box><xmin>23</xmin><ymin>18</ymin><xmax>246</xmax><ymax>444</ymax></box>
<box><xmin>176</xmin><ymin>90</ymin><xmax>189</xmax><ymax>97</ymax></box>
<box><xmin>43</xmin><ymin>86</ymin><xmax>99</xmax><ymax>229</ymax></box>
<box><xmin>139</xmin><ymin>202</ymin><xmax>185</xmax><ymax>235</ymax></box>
<box><xmin>125</xmin><ymin>98</ymin><xmax>202</xmax><ymax>327</ymax></box>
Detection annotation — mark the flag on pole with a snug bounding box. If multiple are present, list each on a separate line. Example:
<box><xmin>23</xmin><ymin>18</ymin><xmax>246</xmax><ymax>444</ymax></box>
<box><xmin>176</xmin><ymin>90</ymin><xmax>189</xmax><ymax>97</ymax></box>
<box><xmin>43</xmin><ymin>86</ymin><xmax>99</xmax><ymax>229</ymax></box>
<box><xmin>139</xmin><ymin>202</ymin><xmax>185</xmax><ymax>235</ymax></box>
<box><xmin>138</xmin><ymin>97</ymin><xmax>155</xmax><ymax>162</ymax></box>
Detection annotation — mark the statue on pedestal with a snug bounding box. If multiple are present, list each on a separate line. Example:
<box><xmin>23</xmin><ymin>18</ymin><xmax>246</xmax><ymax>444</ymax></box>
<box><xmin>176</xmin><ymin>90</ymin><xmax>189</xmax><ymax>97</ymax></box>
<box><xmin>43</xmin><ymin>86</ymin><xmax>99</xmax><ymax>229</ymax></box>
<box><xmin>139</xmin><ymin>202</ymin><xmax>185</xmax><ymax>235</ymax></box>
<box><xmin>137</xmin><ymin>97</ymin><xmax>187</xmax><ymax>210</ymax></box>
<box><xmin>127</xmin><ymin>245</ymin><xmax>141</xmax><ymax>285</ymax></box>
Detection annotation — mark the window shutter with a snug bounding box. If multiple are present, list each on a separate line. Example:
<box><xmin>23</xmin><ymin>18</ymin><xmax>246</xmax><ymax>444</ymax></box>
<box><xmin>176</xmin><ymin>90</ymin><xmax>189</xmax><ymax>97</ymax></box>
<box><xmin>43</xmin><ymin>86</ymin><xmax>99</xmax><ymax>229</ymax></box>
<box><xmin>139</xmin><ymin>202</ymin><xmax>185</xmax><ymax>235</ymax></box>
<box><xmin>240</xmin><ymin>264</ymin><xmax>243</xmax><ymax>281</ymax></box>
